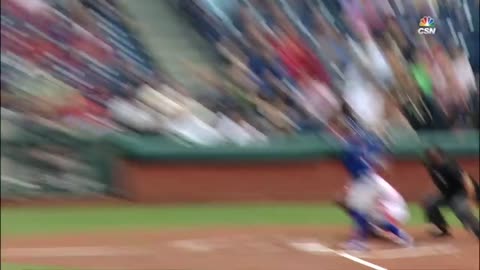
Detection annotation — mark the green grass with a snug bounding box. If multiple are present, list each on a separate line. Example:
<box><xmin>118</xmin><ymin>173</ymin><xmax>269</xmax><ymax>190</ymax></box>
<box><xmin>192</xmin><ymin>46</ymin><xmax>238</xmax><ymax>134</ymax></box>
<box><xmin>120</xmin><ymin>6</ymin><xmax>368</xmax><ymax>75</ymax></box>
<box><xmin>1</xmin><ymin>263</ymin><xmax>79</xmax><ymax>270</ymax></box>
<box><xmin>1</xmin><ymin>203</ymin><xmax>467</xmax><ymax>270</ymax></box>
<box><xmin>1</xmin><ymin>203</ymin><xmax>346</xmax><ymax>236</ymax></box>
<box><xmin>0</xmin><ymin>203</ymin><xmax>464</xmax><ymax>236</ymax></box>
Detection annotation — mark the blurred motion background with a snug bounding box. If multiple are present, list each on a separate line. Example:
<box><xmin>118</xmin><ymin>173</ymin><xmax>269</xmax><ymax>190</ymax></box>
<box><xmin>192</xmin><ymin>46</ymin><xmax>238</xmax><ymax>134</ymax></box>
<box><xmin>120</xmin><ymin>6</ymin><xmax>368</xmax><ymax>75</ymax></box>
<box><xmin>0</xmin><ymin>0</ymin><xmax>479</xmax><ymax>199</ymax></box>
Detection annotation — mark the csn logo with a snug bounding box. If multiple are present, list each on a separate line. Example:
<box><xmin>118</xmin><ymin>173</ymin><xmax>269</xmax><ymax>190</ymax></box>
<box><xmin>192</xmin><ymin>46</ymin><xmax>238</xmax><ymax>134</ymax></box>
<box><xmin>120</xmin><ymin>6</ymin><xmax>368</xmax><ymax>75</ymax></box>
<box><xmin>418</xmin><ymin>16</ymin><xmax>436</xmax><ymax>35</ymax></box>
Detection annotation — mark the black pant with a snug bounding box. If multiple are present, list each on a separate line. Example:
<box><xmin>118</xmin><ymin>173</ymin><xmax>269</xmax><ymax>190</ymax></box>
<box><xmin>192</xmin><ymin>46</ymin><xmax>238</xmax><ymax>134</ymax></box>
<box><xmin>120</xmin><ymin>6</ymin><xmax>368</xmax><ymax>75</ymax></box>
<box><xmin>423</xmin><ymin>193</ymin><xmax>479</xmax><ymax>239</ymax></box>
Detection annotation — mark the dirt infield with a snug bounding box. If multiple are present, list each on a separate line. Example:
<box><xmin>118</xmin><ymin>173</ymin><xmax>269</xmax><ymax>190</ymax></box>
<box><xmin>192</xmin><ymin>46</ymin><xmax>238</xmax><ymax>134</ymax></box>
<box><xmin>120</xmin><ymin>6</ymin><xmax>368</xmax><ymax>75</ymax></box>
<box><xmin>2</xmin><ymin>226</ymin><xmax>478</xmax><ymax>270</ymax></box>
<box><xmin>117</xmin><ymin>159</ymin><xmax>479</xmax><ymax>203</ymax></box>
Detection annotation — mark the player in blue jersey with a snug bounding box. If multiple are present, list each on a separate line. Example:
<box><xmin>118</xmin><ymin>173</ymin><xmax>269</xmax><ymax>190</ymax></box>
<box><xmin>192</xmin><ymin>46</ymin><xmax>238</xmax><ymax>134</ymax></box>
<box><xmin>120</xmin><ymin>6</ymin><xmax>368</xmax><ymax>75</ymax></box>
<box><xmin>333</xmin><ymin>117</ymin><xmax>413</xmax><ymax>251</ymax></box>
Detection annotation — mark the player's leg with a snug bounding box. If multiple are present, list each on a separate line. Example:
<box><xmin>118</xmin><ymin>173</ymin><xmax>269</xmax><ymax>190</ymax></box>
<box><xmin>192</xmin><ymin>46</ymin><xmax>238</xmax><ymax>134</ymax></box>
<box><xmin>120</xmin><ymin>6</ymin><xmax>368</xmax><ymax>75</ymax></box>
<box><xmin>343</xmin><ymin>179</ymin><xmax>380</xmax><ymax>250</ymax></box>
<box><xmin>448</xmin><ymin>195</ymin><xmax>480</xmax><ymax>239</ymax></box>
<box><xmin>370</xmin><ymin>202</ymin><xmax>413</xmax><ymax>246</ymax></box>
<box><xmin>370</xmin><ymin>175</ymin><xmax>413</xmax><ymax>245</ymax></box>
<box><xmin>334</xmin><ymin>194</ymin><xmax>383</xmax><ymax>239</ymax></box>
<box><xmin>422</xmin><ymin>193</ymin><xmax>451</xmax><ymax>237</ymax></box>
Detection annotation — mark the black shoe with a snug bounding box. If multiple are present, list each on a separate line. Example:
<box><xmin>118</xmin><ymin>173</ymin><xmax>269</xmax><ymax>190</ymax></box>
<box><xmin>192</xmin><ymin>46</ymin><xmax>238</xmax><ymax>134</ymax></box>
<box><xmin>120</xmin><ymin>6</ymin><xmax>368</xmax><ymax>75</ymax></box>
<box><xmin>428</xmin><ymin>228</ymin><xmax>452</xmax><ymax>238</ymax></box>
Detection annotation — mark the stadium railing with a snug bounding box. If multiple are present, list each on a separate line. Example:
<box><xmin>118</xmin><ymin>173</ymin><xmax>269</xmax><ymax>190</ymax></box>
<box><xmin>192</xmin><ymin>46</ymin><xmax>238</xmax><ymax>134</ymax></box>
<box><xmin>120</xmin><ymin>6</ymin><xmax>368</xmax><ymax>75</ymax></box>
<box><xmin>100</xmin><ymin>131</ymin><xmax>479</xmax><ymax>162</ymax></box>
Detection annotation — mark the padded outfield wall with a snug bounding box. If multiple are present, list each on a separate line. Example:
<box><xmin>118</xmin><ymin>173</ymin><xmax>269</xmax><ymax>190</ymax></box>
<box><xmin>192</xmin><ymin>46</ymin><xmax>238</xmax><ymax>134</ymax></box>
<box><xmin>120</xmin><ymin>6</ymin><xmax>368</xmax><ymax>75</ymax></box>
<box><xmin>103</xmin><ymin>132</ymin><xmax>479</xmax><ymax>203</ymax></box>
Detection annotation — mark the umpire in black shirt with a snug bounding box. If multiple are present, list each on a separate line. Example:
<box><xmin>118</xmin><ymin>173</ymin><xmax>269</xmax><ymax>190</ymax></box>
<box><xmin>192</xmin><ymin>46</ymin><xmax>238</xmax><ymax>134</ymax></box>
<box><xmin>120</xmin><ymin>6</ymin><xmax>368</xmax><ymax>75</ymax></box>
<box><xmin>422</xmin><ymin>147</ymin><xmax>479</xmax><ymax>239</ymax></box>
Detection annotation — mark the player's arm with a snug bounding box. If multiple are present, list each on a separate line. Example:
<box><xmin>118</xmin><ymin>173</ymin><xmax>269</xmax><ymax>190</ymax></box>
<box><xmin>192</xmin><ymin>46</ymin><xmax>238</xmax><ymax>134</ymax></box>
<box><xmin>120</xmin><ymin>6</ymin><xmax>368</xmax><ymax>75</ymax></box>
<box><xmin>462</xmin><ymin>172</ymin><xmax>476</xmax><ymax>202</ymax></box>
<box><xmin>445</xmin><ymin>163</ymin><xmax>475</xmax><ymax>202</ymax></box>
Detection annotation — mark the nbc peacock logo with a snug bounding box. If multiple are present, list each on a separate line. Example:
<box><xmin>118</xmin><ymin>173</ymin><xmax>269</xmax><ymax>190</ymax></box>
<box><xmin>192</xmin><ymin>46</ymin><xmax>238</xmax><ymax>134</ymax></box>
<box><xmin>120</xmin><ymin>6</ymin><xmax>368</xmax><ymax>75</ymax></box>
<box><xmin>419</xmin><ymin>16</ymin><xmax>435</xmax><ymax>27</ymax></box>
<box><xmin>418</xmin><ymin>16</ymin><xmax>436</xmax><ymax>35</ymax></box>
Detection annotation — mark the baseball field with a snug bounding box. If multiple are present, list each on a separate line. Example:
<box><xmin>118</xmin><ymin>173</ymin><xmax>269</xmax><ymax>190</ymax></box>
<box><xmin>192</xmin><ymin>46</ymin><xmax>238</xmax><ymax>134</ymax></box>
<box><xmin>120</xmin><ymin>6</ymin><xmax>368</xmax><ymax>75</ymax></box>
<box><xmin>1</xmin><ymin>202</ymin><xmax>478</xmax><ymax>270</ymax></box>
<box><xmin>2</xmin><ymin>133</ymin><xmax>478</xmax><ymax>269</ymax></box>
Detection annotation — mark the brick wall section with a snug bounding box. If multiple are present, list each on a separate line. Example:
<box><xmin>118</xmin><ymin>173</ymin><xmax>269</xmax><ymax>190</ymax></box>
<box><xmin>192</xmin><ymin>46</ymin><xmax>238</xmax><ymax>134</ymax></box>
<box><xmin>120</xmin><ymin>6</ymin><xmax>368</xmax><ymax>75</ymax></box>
<box><xmin>116</xmin><ymin>159</ymin><xmax>479</xmax><ymax>203</ymax></box>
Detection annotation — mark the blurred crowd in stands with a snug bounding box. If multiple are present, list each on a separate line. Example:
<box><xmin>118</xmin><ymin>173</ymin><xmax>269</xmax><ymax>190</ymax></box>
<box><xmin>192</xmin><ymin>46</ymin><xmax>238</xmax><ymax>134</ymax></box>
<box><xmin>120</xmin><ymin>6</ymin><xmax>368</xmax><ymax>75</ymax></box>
<box><xmin>1</xmin><ymin>0</ymin><xmax>479</xmax><ymax>146</ymax></box>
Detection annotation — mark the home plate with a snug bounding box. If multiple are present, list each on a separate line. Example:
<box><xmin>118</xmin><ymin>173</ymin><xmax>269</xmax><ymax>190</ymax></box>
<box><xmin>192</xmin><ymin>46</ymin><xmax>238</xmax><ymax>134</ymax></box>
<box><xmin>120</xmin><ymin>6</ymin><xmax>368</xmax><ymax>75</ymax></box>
<box><xmin>288</xmin><ymin>240</ymin><xmax>333</xmax><ymax>254</ymax></box>
<box><xmin>170</xmin><ymin>240</ymin><xmax>214</xmax><ymax>252</ymax></box>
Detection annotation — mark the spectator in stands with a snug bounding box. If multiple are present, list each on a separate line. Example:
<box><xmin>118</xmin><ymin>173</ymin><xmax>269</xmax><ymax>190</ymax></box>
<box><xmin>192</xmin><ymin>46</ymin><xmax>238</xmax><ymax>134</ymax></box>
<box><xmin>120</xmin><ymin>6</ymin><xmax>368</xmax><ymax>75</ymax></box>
<box><xmin>383</xmin><ymin>38</ymin><xmax>415</xmax><ymax>98</ymax></box>
<box><xmin>245</xmin><ymin>44</ymin><xmax>284</xmax><ymax>99</ymax></box>
<box><xmin>312</xmin><ymin>11</ymin><xmax>350</xmax><ymax>75</ymax></box>
<box><xmin>232</xmin><ymin>1</ymin><xmax>253</xmax><ymax>36</ymax></box>
<box><xmin>240</xmin><ymin>4</ymin><xmax>270</xmax><ymax>50</ymax></box>
<box><xmin>433</xmin><ymin>46</ymin><xmax>467</xmax><ymax>119</ymax></box>
<box><xmin>467</xmin><ymin>0</ymin><xmax>479</xmax><ymax>76</ymax></box>
<box><xmin>385</xmin><ymin>16</ymin><xmax>416</xmax><ymax>62</ymax></box>
<box><xmin>362</xmin><ymin>0</ymin><xmax>391</xmax><ymax>36</ymax></box>
<box><xmin>298</xmin><ymin>74</ymin><xmax>340</xmax><ymax>127</ymax></box>
<box><xmin>134</xmin><ymin>84</ymin><xmax>224</xmax><ymax>144</ymax></box>
<box><xmin>347</xmin><ymin>32</ymin><xmax>394</xmax><ymax>92</ymax></box>
<box><xmin>372</xmin><ymin>34</ymin><xmax>397</xmax><ymax>90</ymax></box>
<box><xmin>382</xmin><ymin>97</ymin><xmax>417</xmax><ymax>140</ymax></box>
<box><xmin>4</xmin><ymin>0</ymin><xmax>480</xmax><ymax>151</ymax></box>
<box><xmin>253</xmin><ymin>93</ymin><xmax>297</xmax><ymax>134</ymax></box>
<box><xmin>341</xmin><ymin>59</ymin><xmax>387</xmax><ymax>135</ymax></box>
<box><xmin>451</xmin><ymin>46</ymin><xmax>477</xmax><ymax>103</ymax></box>
<box><xmin>443</xmin><ymin>46</ymin><xmax>477</xmax><ymax>128</ymax></box>
<box><xmin>1</xmin><ymin>84</ymin><xmax>12</xmax><ymax>108</ymax></box>
<box><xmin>107</xmin><ymin>88</ymin><xmax>157</xmax><ymax>133</ymax></box>
<box><xmin>56</xmin><ymin>90</ymin><xmax>116</xmax><ymax>133</ymax></box>
<box><xmin>263</xmin><ymin>3</ymin><xmax>330</xmax><ymax>87</ymax></box>
<box><xmin>408</xmin><ymin>48</ymin><xmax>450</xmax><ymax>130</ymax></box>
<box><xmin>410</xmin><ymin>49</ymin><xmax>434</xmax><ymax>101</ymax></box>
<box><xmin>214</xmin><ymin>108</ymin><xmax>267</xmax><ymax>145</ymax></box>
<box><xmin>190</xmin><ymin>57</ymin><xmax>293</xmax><ymax>136</ymax></box>
<box><xmin>340</xmin><ymin>0</ymin><xmax>371</xmax><ymax>41</ymax></box>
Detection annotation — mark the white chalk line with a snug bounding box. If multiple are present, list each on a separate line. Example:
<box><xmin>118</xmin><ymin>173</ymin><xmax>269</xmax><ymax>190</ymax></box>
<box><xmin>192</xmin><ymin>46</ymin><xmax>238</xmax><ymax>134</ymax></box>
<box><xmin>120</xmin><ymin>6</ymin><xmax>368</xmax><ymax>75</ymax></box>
<box><xmin>337</xmin><ymin>251</ymin><xmax>388</xmax><ymax>270</ymax></box>
<box><xmin>289</xmin><ymin>241</ymin><xmax>387</xmax><ymax>270</ymax></box>
<box><xmin>2</xmin><ymin>246</ymin><xmax>151</xmax><ymax>258</ymax></box>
